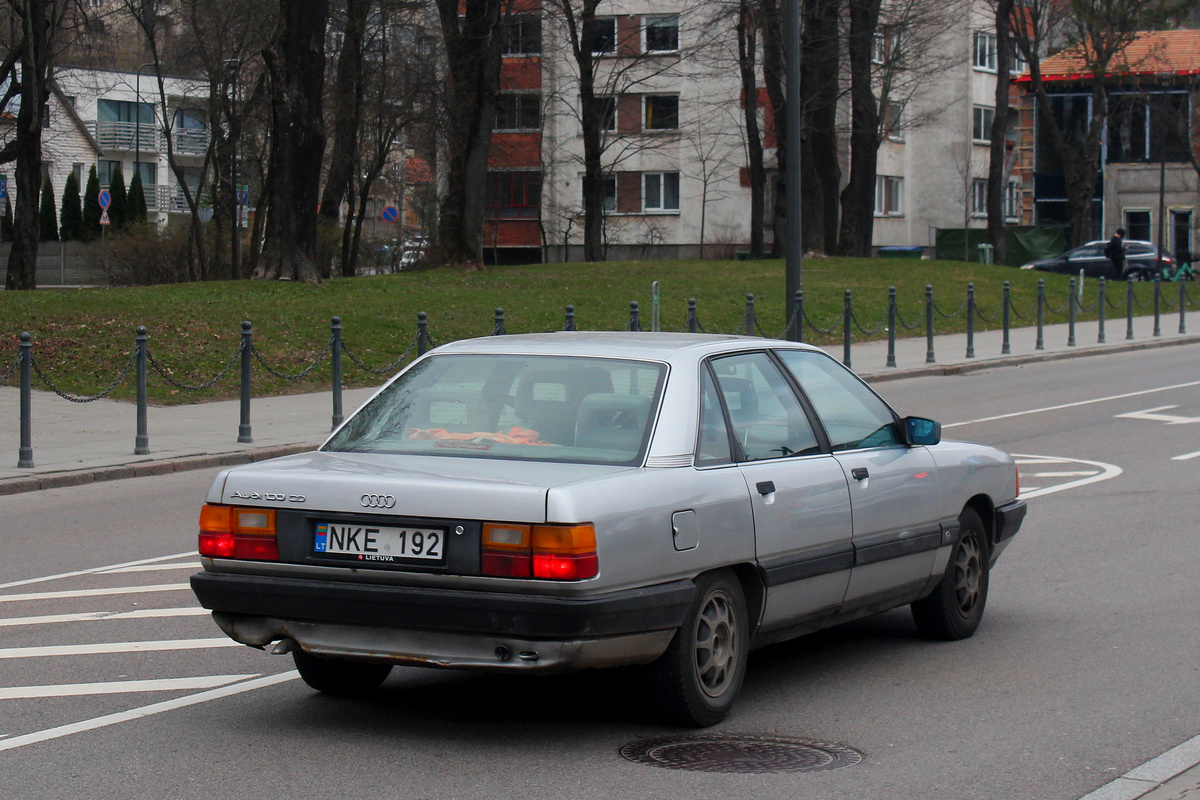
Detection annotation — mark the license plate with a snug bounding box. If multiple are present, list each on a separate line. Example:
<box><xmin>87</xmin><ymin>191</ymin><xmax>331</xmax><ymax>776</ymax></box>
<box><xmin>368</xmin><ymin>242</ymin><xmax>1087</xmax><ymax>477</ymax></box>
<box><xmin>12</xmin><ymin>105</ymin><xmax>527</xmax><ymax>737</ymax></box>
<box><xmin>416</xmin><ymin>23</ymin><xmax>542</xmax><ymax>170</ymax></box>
<box><xmin>314</xmin><ymin>522</ymin><xmax>444</xmax><ymax>564</ymax></box>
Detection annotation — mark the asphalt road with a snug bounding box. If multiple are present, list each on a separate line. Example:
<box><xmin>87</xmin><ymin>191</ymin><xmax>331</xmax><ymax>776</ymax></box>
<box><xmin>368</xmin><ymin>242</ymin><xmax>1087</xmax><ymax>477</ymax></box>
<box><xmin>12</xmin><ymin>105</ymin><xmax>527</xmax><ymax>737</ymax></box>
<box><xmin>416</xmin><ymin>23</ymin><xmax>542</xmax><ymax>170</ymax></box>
<box><xmin>1</xmin><ymin>344</ymin><xmax>1198</xmax><ymax>800</ymax></box>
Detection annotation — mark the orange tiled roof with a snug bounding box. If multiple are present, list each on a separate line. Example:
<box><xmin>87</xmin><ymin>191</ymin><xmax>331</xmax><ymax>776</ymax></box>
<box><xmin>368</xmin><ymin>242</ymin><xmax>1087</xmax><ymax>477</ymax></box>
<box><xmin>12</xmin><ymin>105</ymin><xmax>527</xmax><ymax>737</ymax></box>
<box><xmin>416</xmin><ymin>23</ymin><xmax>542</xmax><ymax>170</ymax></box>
<box><xmin>1016</xmin><ymin>29</ymin><xmax>1200</xmax><ymax>82</ymax></box>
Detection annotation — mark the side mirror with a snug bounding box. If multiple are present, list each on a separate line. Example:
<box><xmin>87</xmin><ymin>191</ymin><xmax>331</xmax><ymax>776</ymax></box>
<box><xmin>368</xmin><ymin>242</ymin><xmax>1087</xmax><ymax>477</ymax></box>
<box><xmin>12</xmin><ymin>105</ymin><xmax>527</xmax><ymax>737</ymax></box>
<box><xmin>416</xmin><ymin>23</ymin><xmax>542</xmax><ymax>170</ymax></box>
<box><xmin>903</xmin><ymin>416</ymin><xmax>941</xmax><ymax>446</ymax></box>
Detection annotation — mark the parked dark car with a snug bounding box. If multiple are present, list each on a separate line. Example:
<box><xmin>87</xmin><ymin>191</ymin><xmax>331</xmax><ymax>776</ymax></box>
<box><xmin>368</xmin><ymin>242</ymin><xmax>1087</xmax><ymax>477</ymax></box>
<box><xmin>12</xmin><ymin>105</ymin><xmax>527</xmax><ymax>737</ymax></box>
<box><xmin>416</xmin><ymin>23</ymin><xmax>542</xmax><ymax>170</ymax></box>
<box><xmin>1020</xmin><ymin>240</ymin><xmax>1173</xmax><ymax>279</ymax></box>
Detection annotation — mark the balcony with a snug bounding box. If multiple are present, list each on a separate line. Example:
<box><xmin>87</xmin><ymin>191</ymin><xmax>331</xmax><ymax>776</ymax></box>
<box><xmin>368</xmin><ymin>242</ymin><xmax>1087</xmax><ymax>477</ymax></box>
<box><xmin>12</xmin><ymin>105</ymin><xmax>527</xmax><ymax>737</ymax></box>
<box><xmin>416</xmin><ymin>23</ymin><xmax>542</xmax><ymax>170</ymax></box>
<box><xmin>171</xmin><ymin>127</ymin><xmax>208</xmax><ymax>156</ymax></box>
<box><xmin>91</xmin><ymin>121</ymin><xmax>159</xmax><ymax>153</ymax></box>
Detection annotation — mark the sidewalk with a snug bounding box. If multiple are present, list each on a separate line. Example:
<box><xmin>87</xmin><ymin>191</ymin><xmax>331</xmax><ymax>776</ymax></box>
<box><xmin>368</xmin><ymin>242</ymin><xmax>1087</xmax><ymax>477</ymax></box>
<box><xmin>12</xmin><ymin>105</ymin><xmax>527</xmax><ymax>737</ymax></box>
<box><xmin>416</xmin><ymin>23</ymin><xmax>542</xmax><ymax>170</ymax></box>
<box><xmin>2</xmin><ymin>312</ymin><xmax>1198</xmax><ymax>495</ymax></box>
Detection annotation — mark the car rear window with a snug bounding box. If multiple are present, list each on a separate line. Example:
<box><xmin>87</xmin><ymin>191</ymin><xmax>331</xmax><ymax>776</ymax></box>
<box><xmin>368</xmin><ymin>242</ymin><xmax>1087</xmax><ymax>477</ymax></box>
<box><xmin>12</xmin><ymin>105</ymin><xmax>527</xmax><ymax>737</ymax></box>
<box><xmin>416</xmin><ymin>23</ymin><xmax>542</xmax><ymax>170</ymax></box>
<box><xmin>324</xmin><ymin>354</ymin><xmax>666</xmax><ymax>465</ymax></box>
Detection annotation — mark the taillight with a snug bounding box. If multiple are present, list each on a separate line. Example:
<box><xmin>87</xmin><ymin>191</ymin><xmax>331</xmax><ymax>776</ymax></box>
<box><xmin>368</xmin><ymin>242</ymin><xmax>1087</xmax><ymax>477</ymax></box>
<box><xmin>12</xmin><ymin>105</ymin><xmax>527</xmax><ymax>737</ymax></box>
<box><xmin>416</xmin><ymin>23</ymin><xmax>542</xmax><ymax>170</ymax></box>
<box><xmin>198</xmin><ymin>504</ymin><xmax>279</xmax><ymax>561</ymax></box>
<box><xmin>481</xmin><ymin>523</ymin><xmax>598</xmax><ymax>580</ymax></box>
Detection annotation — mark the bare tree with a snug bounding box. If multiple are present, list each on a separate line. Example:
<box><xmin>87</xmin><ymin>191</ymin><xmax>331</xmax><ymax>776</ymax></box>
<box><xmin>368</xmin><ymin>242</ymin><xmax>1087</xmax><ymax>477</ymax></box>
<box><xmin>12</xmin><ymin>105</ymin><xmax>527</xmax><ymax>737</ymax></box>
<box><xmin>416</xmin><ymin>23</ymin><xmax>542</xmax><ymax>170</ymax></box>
<box><xmin>985</xmin><ymin>0</ymin><xmax>1014</xmax><ymax>263</ymax></box>
<box><xmin>258</xmin><ymin>0</ymin><xmax>330</xmax><ymax>282</ymax></box>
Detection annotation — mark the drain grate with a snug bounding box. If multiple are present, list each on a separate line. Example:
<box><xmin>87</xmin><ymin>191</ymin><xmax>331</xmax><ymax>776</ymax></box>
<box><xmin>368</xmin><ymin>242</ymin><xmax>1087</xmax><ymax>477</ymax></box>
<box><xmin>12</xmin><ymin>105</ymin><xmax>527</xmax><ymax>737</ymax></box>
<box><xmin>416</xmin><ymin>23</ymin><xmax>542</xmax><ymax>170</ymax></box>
<box><xmin>619</xmin><ymin>734</ymin><xmax>864</xmax><ymax>774</ymax></box>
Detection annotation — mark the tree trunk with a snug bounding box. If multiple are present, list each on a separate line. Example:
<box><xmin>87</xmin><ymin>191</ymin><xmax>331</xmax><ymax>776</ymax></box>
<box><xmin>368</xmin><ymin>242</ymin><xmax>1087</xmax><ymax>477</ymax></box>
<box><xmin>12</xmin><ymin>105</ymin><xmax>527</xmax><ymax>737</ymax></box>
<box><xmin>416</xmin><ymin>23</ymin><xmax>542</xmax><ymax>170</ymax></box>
<box><xmin>434</xmin><ymin>0</ymin><xmax>504</xmax><ymax>268</ymax></box>
<box><xmin>986</xmin><ymin>0</ymin><xmax>1014</xmax><ymax>264</ymax></box>
<box><xmin>259</xmin><ymin>0</ymin><xmax>329</xmax><ymax>282</ymax></box>
<box><xmin>737</xmin><ymin>1</ymin><xmax>765</xmax><ymax>259</ymax></box>
<box><xmin>759</xmin><ymin>0</ymin><xmax>787</xmax><ymax>257</ymax></box>
<box><xmin>837</xmin><ymin>0</ymin><xmax>883</xmax><ymax>257</ymax></box>
<box><xmin>801</xmin><ymin>0</ymin><xmax>840</xmax><ymax>254</ymax></box>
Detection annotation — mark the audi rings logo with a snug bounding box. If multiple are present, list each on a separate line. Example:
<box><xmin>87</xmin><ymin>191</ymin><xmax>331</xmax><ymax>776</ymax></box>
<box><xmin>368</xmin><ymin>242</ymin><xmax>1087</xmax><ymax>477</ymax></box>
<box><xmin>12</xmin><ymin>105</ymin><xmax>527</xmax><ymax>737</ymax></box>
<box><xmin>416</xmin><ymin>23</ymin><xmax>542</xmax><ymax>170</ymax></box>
<box><xmin>360</xmin><ymin>494</ymin><xmax>396</xmax><ymax>509</ymax></box>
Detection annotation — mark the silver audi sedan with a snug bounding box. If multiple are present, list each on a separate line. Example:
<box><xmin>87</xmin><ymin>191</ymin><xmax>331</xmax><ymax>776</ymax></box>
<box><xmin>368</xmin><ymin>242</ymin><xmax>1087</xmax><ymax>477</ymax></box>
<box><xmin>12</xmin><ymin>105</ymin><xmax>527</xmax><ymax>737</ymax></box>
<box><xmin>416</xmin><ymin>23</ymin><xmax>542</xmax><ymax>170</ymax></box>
<box><xmin>191</xmin><ymin>332</ymin><xmax>1025</xmax><ymax>726</ymax></box>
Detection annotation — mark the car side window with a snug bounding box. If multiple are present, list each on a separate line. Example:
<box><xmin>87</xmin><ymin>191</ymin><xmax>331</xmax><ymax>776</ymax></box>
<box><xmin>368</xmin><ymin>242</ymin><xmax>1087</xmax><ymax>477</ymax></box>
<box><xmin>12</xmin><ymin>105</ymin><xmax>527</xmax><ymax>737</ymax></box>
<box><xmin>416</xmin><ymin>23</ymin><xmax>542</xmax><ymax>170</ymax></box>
<box><xmin>709</xmin><ymin>353</ymin><xmax>820</xmax><ymax>461</ymax></box>
<box><xmin>775</xmin><ymin>350</ymin><xmax>900</xmax><ymax>451</ymax></box>
<box><xmin>695</xmin><ymin>368</ymin><xmax>733</xmax><ymax>466</ymax></box>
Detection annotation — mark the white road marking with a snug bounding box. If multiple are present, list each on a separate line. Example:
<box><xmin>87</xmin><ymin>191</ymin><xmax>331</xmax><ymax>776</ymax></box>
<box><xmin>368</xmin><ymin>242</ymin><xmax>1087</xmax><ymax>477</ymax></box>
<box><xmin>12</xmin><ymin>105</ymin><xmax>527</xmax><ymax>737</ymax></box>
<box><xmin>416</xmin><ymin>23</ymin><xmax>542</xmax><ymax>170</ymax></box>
<box><xmin>0</xmin><ymin>675</ymin><xmax>259</xmax><ymax>700</ymax></box>
<box><xmin>1029</xmin><ymin>471</ymin><xmax>1099</xmax><ymax>478</ymax></box>
<box><xmin>1015</xmin><ymin>454</ymin><xmax>1122</xmax><ymax>499</ymax></box>
<box><xmin>0</xmin><ymin>552</ymin><xmax>197</xmax><ymax>591</ymax></box>
<box><xmin>0</xmin><ymin>638</ymin><xmax>242</xmax><ymax>660</ymax></box>
<box><xmin>1116</xmin><ymin>406</ymin><xmax>1200</xmax><ymax>425</ymax></box>
<box><xmin>1172</xmin><ymin>451</ymin><xmax>1200</xmax><ymax>461</ymax></box>
<box><xmin>96</xmin><ymin>563</ymin><xmax>200</xmax><ymax>574</ymax></box>
<box><xmin>0</xmin><ymin>584</ymin><xmax>191</xmax><ymax>603</ymax></box>
<box><xmin>943</xmin><ymin>378</ymin><xmax>1200</xmax><ymax>428</ymax></box>
<box><xmin>0</xmin><ymin>672</ymin><xmax>299</xmax><ymax>753</ymax></box>
<box><xmin>0</xmin><ymin>607</ymin><xmax>209</xmax><ymax>628</ymax></box>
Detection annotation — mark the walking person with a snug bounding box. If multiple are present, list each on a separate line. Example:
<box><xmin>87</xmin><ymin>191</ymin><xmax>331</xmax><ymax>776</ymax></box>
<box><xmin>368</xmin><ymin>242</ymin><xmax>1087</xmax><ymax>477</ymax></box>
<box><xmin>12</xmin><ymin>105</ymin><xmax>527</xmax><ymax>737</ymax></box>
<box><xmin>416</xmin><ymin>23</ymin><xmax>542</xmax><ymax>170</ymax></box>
<box><xmin>1104</xmin><ymin>228</ymin><xmax>1126</xmax><ymax>279</ymax></box>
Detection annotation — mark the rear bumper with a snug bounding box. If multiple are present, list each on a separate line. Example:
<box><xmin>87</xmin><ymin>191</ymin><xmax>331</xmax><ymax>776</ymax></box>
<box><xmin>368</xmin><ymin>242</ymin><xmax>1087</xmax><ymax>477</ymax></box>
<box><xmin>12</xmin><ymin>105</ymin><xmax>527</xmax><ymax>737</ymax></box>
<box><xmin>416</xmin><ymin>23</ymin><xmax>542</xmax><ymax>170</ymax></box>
<box><xmin>191</xmin><ymin>571</ymin><xmax>693</xmax><ymax>672</ymax></box>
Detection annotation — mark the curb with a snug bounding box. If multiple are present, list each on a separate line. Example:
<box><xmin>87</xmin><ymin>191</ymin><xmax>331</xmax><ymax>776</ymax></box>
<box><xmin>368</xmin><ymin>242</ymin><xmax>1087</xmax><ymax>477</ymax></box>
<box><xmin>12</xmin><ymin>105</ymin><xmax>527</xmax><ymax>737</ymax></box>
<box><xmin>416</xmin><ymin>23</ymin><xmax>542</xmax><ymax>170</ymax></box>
<box><xmin>0</xmin><ymin>444</ymin><xmax>314</xmax><ymax>497</ymax></box>
<box><xmin>3</xmin><ymin>332</ymin><xmax>1199</xmax><ymax>497</ymax></box>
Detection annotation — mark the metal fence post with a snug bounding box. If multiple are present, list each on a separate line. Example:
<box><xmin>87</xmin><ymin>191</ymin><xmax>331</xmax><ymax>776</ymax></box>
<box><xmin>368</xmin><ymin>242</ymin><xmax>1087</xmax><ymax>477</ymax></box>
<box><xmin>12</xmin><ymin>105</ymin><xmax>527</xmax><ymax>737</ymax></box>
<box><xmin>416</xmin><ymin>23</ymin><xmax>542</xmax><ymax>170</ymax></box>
<box><xmin>886</xmin><ymin>287</ymin><xmax>897</xmax><ymax>368</ymax></box>
<box><xmin>1097</xmin><ymin>278</ymin><xmax>1106</xmax><ymax>344</ymax></box>
<box><xmin>1001</xmin><ymin>281</ymin><xmax>1011</xmax><ymax>355</ymax></box>
<box><xmin>1067</xmin><ymin>278</ymin><xmax>1076</xmax><ymax>347</ymax></box>
<box><xmin>135</xmin><ymin>326</ymin><xmax>149</xmax><ymax>454</ymax></box>
<box><xmin>330</xmin><ymin>316</ymin><xmax>343</xmax><ymax>431</ymax></box>
<box><xmin>842</xmin><ymin>289</ymin><xmax>852</xmax><ymax>367</ymax></box>
<box><xmin>1126</xmin><ymin>275</ymin><xmax>1135</xmax><ymax>340</ymax></box>
<box><xmin>1153</xmin><ymin>276</ymin><xmax>1162</xmax><ymax>336</ymax></box>
<box><xmin>18</xmin><ymin>332</ymin><xmax>33</xmax><ymax>468</ymax></box>
<box><xmin>1036</xmin><ymin>279</ymin><xmax>1045</xmax><ymax>350</ymax></box>
<box><xmin>238</xmin><ymin>320</ymin><xmax>253</xmax><ymax>443</ymax></box>
<box><xmin>966</xmin><ymin>282</ymin><xmax>976</xmax><ymax>358</ymax></box>
<box><xmin>925</xmin><ymin>285</ymin><xmax>935</xmax><ymax>363</ymax></box>
<box><xmin>687</xmin><ymin>299</ymin><xmax>699</xmax><ymax>333</ymax></box>
<box><xmin>493</xmin><ymin>307</ymin><xmax>506</xmax><ymax>336</ymax></box>
<box><xmin>793</xmin><ymin>290</ymin><xmax>803</xmax><ymax>343</ymax></box>
<box><xmin>744</xmin><ymin>294</ymin><xmax>755</xmax><ymax>335</ymax></box>
<box><xmin>629</xmin><ymin>301</ymin><xmax>641</xmax><ymax>331</ymax></box>
<box><xmin>565</xmin><ymin>305</ymin><xmax>576</xmax><ymax>331</ymax></box>
<box><xmin>417</xmin><ymin>311</ymin><xmax>429</xmax><ymax>356</ymax></box>
<box><xmin>1179</xmin><ymin>281</ymin><xmax>1187</xmax><ymax>335</ymax></box>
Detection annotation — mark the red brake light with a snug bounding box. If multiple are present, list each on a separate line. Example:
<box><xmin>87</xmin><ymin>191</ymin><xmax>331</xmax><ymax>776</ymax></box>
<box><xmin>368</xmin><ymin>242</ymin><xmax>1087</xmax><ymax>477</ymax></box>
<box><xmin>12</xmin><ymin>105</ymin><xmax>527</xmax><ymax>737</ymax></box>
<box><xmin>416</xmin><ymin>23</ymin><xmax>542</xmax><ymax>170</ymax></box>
<box><xmin>481</xmin><ymin>523</ymin><xmax>597</xmax><ymax>580</ymax></box>
<box><xmin>198</xmin><ymin>504</ymin><xmax>278</xmax><ymax>561</ymax></box>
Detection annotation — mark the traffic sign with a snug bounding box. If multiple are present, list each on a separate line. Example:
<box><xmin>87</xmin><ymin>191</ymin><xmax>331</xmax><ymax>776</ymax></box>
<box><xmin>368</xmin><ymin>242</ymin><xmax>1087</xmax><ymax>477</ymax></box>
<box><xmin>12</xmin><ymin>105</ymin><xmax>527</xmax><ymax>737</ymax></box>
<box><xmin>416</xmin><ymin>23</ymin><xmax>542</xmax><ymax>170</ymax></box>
<box><xmin>236</xmin><ymin>185</ymin><xmax>249</xmax><ymax>206</ymax></box>
<box><xmin>100</xmin><ymin>209</ymin><xmax>110</xmax><ymax>226</ymax></box>
<box><xmin>0</xmin><ymin>173</ymin><xmax>7</xmax><ymax>200</ymax></box>
<box><xmin>381</xmin><ymin>206</ymin><xmax>399</xmax><ymax>222</ymax></box>
<box><xmin>98</xmin><ymin>190</ymin><xmax>111</xmax><ymax>209</ymax></box>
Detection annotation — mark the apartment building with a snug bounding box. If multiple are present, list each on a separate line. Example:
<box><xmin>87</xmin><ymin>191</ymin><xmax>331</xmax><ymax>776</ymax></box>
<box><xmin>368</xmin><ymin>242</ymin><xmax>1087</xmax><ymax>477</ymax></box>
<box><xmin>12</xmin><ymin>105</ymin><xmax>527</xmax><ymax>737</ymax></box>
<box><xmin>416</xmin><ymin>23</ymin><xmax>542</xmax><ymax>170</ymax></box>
<box><xmin>481</xmin><ymin>0</ymin><xmax>1019</xmax><ymax>263</ymax></box>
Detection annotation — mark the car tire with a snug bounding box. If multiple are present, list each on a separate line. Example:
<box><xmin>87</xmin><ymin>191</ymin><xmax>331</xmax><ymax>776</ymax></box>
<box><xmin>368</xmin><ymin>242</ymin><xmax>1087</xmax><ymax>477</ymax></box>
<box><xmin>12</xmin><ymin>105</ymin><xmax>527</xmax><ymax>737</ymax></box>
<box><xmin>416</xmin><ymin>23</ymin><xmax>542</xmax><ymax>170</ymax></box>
<box><xmin>912</xmin><ymin>507</ymin><xmax>989</xmax><ymax>641</ymax></box>
<box><xmin>647</xmin><ymin>569</ymin><xmax>749</xmax><ymax>727</ymax></box>
<box><xmin>292</xmin><ymin>649</ymin><xmax>393</xmax><ymax>696</ymax></box>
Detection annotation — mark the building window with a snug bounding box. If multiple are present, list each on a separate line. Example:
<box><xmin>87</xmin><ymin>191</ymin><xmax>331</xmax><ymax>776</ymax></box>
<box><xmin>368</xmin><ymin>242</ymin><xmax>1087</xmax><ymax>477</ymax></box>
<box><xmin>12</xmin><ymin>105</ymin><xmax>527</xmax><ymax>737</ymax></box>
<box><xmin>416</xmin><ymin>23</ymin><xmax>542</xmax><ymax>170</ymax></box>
<box><xmin>644</xmin><ymin>16</ymin><xmax>679</xmax><ymax>53</ymax></box>
<box><xmin>872</xmin><ymin>33</ymin><xmax>886</xmax><ymax>65</ymax></box>
<box><xmin>974</xmin><ymin>31</ymin><xmax>997</xmax><ymax>72</ymax></box>
<box><xmin>973</xmin><ymin>105</ymin><xmax>994</xmax><ymax>142</ymax></box>
<box><xmin>1010</xmin><ymin>42</ymin><xmax>1028</xmax><ymax>75</ymax></box>
<box><xmin>495</xmin><ymin>93</ymin><xmax>540</xmax><ymax>131</ymax></box>
<box><xmin>591</xmin><ymin>18</ymin><xmax>617</xmax><ymax>55</ymax></box>
<box><xmin>1107</xmin><ymin>92</ymin><xmax>1190</xmax><ymax>163</ymax></box>
<box><xmin>972</xmin><ymin>179</ymin><xmax>988</xmax><ymax>217</ymax></box>
<box><xmin>97</xmin><ymin>159</ymin><xmax>122</xmax><ymax>187</ymax></box>
<box><xmin>644</xmin><ymin>95</ymin><xmax>679</xmax><ymax>130</ymax></box>
<box><xmin>486</xmin><ymin>171</ymin><xmax>541</xmax><ymax>218</ymax></box>
<box><xmin>98</xmin><ymin>98</ymin><xmax>153</xmax><ymax>125</ymax></box>
<box><xmin>502</xmin><ymin>15</ymin><xmax>541</xmax><ymax>56</ymax></box>
<box><xmin>597</xmin><ymin>96</ymin><xmax>616</xmax><ymax>131</ymax></box>
<box><xmin>874</xmin><ymin>176</ymin><xmax>903</xmax><ymax>217</ymax></box>
<box><xmin>134</xmin><ymin>161</ymin><xmax>157</xmax><ymax>187</ymax></box>
<box><xmin>580</xmin><ymin>174</ymin><xmax>618</xmax><ymax>212</ymax></box>
<box><xmin>1004</xmin><ymin>180</ymin><xmax>1020</xmax><ymax>221</ymax></box>
<box><xmin>882</xmin><ymin>101</ymin><xmax>903</xmax><ymax>141</ymax></box>
<box><xmin>644</xmin><ymin>172</ymin><xmax>680</xmax><ymax>211</ymax></box>
<box><xmin>1124</xmin><ymin>209</ymin><xmax>1151</xmax><ymax>242</ymax></box>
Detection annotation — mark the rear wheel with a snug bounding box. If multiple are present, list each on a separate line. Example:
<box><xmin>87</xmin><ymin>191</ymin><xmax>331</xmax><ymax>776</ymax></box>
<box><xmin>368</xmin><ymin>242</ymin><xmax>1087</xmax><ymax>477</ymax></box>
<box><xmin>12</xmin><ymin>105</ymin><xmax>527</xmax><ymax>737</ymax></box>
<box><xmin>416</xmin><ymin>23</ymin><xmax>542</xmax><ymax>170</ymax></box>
<box><xmin>912</xmin><ymin>507</ymin><xmax>989</xmax><ymax>640</ymax></box>
<box><xmin>292</xmin><ymin>649</ymin><xmax>393</xmax><ymax>696</ymax></box>
<box><xmin>647</xmin><ymin>569</ymin><xmax>749</xmax><ymax>727</ymax></box>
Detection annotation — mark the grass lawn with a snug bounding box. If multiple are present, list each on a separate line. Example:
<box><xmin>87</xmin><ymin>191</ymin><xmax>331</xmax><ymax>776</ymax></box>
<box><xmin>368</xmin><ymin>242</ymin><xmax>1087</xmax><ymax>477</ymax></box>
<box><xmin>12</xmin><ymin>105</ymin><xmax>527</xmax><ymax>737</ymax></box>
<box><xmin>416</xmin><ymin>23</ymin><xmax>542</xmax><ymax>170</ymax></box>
<box><xmin>0</xmin><ymin>256</ymin><xmax>1181</xmax><ymax>404</ymax></box>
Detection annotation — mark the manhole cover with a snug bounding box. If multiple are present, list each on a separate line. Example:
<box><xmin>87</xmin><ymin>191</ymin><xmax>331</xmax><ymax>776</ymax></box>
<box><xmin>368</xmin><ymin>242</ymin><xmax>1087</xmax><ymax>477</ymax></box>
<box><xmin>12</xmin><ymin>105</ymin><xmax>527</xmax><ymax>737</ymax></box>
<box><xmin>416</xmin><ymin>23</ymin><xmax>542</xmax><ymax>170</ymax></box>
<box><xmin>619</xmin><ymin>734</ymin><xmax>864</xmax><ymax>774</ymax></box>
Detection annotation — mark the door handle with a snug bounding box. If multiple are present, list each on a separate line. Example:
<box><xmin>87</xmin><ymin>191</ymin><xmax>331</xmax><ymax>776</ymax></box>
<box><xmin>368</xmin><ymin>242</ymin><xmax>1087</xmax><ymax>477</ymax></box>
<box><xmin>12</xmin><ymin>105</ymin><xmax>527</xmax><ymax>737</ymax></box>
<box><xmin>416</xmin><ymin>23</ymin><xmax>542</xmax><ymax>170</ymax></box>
<box><xmin>851</xmin><ymin>467</ymin><xmax>869</xmax><ymax>481</ymax></box>
<box><xmin>756</xmin><ymin>480</ymin><xmax>776</xmax><ymax>495</ymax></box>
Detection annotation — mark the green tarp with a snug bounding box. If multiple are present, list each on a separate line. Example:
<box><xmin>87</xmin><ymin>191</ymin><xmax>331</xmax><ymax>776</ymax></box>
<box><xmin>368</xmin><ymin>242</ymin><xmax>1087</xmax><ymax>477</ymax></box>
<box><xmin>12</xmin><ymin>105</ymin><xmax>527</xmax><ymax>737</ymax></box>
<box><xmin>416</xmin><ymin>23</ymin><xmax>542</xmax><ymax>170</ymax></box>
<box><xmin>934</xmin><ymin>226</ymin><xmax>1068</xmax><ymax>266</ymax></box>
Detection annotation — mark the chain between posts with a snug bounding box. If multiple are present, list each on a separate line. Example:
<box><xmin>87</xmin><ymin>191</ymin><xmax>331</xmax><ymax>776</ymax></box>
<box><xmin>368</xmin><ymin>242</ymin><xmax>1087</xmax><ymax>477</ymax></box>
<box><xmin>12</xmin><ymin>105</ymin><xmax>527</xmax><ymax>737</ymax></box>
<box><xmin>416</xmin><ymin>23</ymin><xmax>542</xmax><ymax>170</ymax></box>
<box><xmin>30</xmin><ymin>350</ymin><xmax>137</xmax><ymax>403</ymax></box>
<box><xmin>147</xmin><ymin>340</ymin><xmax>244</xmax><ymax>391</ymax></box>
<box><xmin>251</xmin><ymin>337</ymin><xmax>334</xmax><ymax>380</ymax></box>
<box><xmin>0</xmin><ymin>352</ymin><xmax>18</xmax><ymax>385</ymax></box>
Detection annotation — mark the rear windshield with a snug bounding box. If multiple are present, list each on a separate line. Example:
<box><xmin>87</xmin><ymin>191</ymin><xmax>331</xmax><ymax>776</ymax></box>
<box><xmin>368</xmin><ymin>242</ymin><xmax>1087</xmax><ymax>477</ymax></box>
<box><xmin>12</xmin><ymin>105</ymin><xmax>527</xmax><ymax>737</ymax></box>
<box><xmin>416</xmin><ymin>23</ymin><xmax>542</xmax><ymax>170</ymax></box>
<box><xmin>324</xmin><ymin>354</ymin><xmax>667</xmax><ymax>465</ymax></box>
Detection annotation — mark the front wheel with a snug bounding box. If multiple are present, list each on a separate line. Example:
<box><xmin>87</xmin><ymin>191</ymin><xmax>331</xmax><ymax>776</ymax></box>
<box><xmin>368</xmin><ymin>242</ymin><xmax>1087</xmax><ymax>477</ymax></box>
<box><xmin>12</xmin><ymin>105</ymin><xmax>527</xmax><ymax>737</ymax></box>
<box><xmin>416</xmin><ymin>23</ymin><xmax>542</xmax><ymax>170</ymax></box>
<box><xmin>292</xmin><ymin>649</ymin><xmax>393</xmax><ymax>696</ymax></box>
<box><xmin>647</xmin><ymin>569</ymin><xmax>749</xmax><ymax>727</ymax></box>
<box><xmin>912</xmin><ymin>507</ymin><xmax>990</xmax><ymax>640</ymax></box>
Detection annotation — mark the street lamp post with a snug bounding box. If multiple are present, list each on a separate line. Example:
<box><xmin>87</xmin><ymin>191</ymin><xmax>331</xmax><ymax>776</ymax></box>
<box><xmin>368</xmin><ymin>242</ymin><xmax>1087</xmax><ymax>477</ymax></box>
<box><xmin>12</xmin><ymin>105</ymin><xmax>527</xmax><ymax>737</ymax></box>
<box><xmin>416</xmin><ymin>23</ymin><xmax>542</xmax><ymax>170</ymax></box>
<box><xmin>784</xmin><ymin>0</ymin><xmax>803</xmax><ymax>339</ymax></box>
<box><xmin>225</xmin><ymin>59</ymin><xmax>241</xmax><ymax>281</ymax></box>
